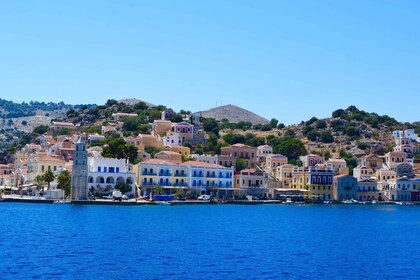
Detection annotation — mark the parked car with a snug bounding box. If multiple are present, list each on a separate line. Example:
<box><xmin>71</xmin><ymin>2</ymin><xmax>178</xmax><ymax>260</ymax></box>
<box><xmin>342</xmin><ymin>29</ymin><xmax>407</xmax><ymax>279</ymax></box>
<box><xmin>112</xmin><ymin>190</ymin><xmax>122</xmax><ymax>201</ymax></box>
<box><xmin>197</xmin><ymin>195</ymin><xmax>211</xmax><ymax>201</ymax></box>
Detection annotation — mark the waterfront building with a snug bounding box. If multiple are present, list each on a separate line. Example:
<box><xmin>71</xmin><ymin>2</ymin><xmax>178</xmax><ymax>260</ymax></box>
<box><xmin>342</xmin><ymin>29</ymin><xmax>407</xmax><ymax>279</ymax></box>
<box><xmin>181</xmin><ymin>161</ymin><xmax>234</xmax><ymax>197</ymax></box>
<box><xmin>27</xmin><ymin>153</ymin><xmax>65</xmax><ymax>183</ymax></box>
<box><xmin>137</xmin><ymin>160</ymin><xmax>234</xmax><ymax>197</ymax></box>
<box><xmin>334</xmin><ymin>174</ymin><xmax>357</xmax><ymax>201</ymax></box>
<box><xmin>291</xmin><ymin>166</ymin><xmax>334</xmax><ymax>201</ymax></box>
<box><xmin>87</xmin><ymin>155</ymin><xmax>136</xmax><ymax>196</ymax></box>
<box><xmin>411</xmin><ymin>178</ymin><xmax>420</xmax><ymax>201</ymax></box>
<box><xmin>234</xmin><ymin>168</ymin><xmax>267</xmax><ymax>198</ymax></box>
<box><xmin>71</xmin><ymin>135</ymin><xmax>88</xmax><ymax>201</ymax></box>
<box><xmin>384</xmin><ymin>177</ymin><xmax>413</xmax><ymax>202</ymax></box>
<box><xmin>357</xmin><ymin>179</ymin><xmax>380</xmax><ymax>201</ymax></box>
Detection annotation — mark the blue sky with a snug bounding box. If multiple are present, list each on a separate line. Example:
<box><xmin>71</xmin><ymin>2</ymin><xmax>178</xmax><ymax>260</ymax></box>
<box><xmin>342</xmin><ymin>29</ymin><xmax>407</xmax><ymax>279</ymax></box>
<box><xmin>0</xmin><ymin>1</ymin><xmax>419</xmax><ymax>124</ymax></box>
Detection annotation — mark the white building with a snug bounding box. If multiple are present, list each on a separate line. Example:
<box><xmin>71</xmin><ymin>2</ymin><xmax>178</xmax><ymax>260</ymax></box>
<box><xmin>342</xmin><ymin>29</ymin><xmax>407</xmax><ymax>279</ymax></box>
<box><xmin>257</xmin><ymin>145</ymin><xmax>273</xmax><ymax>164</ymax></box>
<box><xmin>87</xmin><ymin>156</ymin><xmax>136</xmax><ymax>196</ymax></box>
<box><xmin>161</xmin><ymin>133</ymin><xmax>182</xmax><ymax>146</ymax></box>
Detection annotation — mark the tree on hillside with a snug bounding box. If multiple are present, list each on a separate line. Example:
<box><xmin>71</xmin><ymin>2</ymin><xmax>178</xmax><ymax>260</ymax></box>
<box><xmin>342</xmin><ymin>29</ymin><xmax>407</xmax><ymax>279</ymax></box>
<box><xmin>320</xmin><ymin>131</ymin><xmax>334</xmax><ymax>143</ymax></box>
<box><xmin>307</xmin><ymin>131</ymin><xmax>320</xmax><ymax>141</ymax></box>
<box><xmin>223</xmin><ymin>133</ymin><xmax>246</xmax><ymax>145</ymax></box>
<box><xmin>275</xmin><ymin>138</ymin><xmax>307</xmax><ymax>160</ymax></box>
<box><xmin>203</xmin><ymin>118</ymin><xmax>219</xmax><ymax>133</ymax></box>
<box><xmin>315</xmin><ymin>120</ymin><xmax>327</xmax><ymax>129</ymax></box>
<box><xmin>102</xmin><ymin>138</ymin><xmax>138</xmax><ymax>163</ymax></box>
<box><xmin>33</xmin><ymin>125</ymin><xmax>49</xmax><ymax>135</ymax></box>
<box><xmin>332</xmin><ymin>109</ymin><xmax>345</xmax><ymax>118</ymax></box>
<box><xmin>270</xmin><ymin>118</ymin><xmax>279</xmax><ymax>129</ymax></box>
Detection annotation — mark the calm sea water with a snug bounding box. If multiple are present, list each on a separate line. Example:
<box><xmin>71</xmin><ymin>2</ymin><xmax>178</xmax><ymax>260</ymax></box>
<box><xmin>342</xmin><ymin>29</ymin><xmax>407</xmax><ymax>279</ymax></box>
<box><xmin>0</xmin><ymin>203</ymin><xmax>419</xmax><ymax>280</ymax></box>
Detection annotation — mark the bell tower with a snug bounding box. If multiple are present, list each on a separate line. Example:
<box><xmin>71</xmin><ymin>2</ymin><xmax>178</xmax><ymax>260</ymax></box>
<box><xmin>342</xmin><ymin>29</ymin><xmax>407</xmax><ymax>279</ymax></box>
<box><xmin>71</xmin><ymin>134</ymin><xmax>88</xmax><ymax>201</ymax></box>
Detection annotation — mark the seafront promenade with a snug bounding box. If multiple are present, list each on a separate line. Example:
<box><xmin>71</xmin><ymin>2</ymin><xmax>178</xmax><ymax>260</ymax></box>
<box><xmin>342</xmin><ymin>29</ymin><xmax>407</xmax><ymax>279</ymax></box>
<box><xmin>1</xmin><ymin>194</ymin><xmax>419</xmax><ymax>206</ymax></box>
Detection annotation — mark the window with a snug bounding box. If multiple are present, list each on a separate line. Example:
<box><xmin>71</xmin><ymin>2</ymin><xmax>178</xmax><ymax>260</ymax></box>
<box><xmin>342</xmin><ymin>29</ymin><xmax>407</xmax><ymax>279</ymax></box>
<box><xmin>116</xmin><ymin>167</ymin><xmax>119</xmax><ymax>173</ymax></box>
<box><xmin>98</xmin><ymin>167</ymin><xmax>101</xmax><ymax>172</ymax></box>
<box><xmin>109</xmin><ymin>167</ymin><xmax>115</xmax><ymax>173</ymax></box>
<box><xmin>104</xmin><ymin>167</ymin><xmax>107</xmax><ymax>172</ymax></box>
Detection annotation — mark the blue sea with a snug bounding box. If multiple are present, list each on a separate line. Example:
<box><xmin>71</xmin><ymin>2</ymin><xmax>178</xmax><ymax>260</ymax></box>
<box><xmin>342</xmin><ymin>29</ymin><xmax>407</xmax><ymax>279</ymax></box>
<box><xmin>0</xmin><ymin>203</ymin><xmax>419</xmax><ymax>279</ymax></box>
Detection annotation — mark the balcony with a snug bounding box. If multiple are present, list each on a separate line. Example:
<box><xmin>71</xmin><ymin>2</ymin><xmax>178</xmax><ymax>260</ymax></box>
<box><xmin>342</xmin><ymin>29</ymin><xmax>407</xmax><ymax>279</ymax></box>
<box><xmin>173</xmin><ymin>183</ymin><xmax>188</xmax><ymax>187</ymax></box>
<box><xmin>142</xmin><ymin>172</ymin><xmax>157</xmax><ymax>176</ymax></box>
<box><xmin>174</xmin><ymin>173</ymin><xmax>187</xmax><ymax>177</ymax></box>
<box><xmin>142</xmin><ymin>182</ymin><xmax>157</xmax><ymax>186</ymax></box>
<box><xmin>192</xmin><ymin>174</ymin><xmax>204</xmax><ymax>178</ymax></box>
<box><xmin>206</xmin><ymin>174</ymin><xmax>217</xmax><ymax>178</ymax></box>
<box><xmin>159</xmin><ymin>172</ymin><xmax>172</xmax><ymax>177</ymax></box>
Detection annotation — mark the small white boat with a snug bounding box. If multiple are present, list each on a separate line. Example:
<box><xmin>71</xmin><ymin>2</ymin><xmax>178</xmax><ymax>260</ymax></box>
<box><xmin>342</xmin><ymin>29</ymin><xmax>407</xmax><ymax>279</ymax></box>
<box><xmin>342</xmin><ymin>199</ymin><xmax>358</xmax><ymax>204</ymax></box>
<box><xmin>395</xmin><ymin>201</ymin><xmax>404</xmax><ymax>205</ymax></box>
<box><xmin>294</xmin><ymin>201</ymin><xmax>305</xmax><ymax>205</ymax></box>
<box><xmin>371</xmin><ymin>200</ymin><xmax>377</xmax><ymax>204</ymax></box>
<box><xmin>282</xmin><ymin>198</ymin><xmax>293</xmax><ymax>204</ymax></box>
<box><xmin>155</xmin><ymin>201</ymin><xmax>174</xmax><ymax>206</ymax></box>
<box><xmin>323</xmin><ymin>200</ymin><xmax>332</xmax><ymax>204</ymax></box>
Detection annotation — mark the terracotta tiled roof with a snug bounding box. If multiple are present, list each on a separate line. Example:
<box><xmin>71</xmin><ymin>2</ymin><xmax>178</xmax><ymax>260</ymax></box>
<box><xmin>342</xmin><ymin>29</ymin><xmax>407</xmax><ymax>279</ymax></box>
<box><xmin>142</xmin><ymin>159</ymin><xmax>176</xmax><ymax>165</ymax></box>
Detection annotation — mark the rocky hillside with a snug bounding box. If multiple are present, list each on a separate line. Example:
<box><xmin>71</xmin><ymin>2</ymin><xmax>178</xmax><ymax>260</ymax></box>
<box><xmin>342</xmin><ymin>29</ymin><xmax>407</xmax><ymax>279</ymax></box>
<box><xmin>194</xmin><ymin>104</ymin><xmax>269</xmax><ymax>125</ymax></box>
<box><xmin>118</xmin><ymin>98</ymin><xmax>155</xmax><ymax>108</ymax></box>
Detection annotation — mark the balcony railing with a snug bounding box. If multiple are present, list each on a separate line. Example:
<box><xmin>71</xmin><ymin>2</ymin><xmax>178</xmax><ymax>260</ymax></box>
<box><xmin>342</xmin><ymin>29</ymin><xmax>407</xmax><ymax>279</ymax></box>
<box><xmin>173</xmin><ymin>183</ymin><xmax>188</xmax><ymax>187</ymax></box>
<box><xmin>192</xmin><ymin>174</ymin><xmax>204</xmax><ymax>178</ymax></box>
<box><xmin>159</xmin><ymin>173</ymin><xmax>172</xmax><ymax>177</ymax></box>
<box><xmin>142</xmin><ymin>172</ymin><xmax>157</xmax><ymax>176</ymax></box>
<box><xmin>174</xmin><ymin>173</ymin><xmax>187</xmax><ymax>177</ymax></box>
<box><xmin>142</xmin><ymin>182</ymin><xmax>157</xmax><ymax>186</ymax></box>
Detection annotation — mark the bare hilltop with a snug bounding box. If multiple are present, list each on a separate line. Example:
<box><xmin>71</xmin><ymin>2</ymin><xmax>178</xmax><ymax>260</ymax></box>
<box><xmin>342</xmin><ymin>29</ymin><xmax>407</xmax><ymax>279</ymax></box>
<box><xmin>194</xmin><ymin>104</ymin><xmax>269</xmax><ymax>125</ymax></box>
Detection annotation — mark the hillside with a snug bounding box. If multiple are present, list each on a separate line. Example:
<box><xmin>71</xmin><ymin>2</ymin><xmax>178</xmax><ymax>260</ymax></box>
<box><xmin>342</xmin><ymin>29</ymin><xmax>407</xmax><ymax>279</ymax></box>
<box><xmin>194</xmin><ymin>104</ymin><xmax>269</xmax><ymax>125</ymax></box>
<box><xmin>118</xmin><ymin>98</ymin><xmax>155</xmax><ymax>108</ymax></box>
